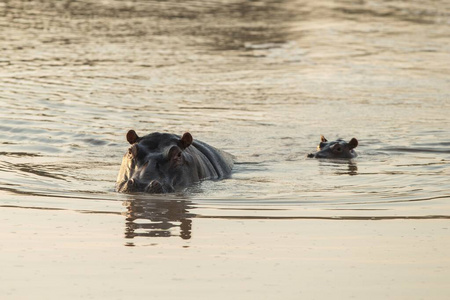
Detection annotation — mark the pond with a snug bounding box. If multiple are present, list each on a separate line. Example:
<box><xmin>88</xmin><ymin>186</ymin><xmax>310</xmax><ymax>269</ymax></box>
<box><xmin>1</xmin><ymin>0</ymin><xmax>449</xmax><ymax>298</ymax></box>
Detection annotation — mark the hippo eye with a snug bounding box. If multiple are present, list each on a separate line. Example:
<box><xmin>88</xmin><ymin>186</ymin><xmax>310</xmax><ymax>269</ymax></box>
<box><xmin>336</xmin><ymin>147</ymin><xmax>342</xmax><ymax>152</ymax></box>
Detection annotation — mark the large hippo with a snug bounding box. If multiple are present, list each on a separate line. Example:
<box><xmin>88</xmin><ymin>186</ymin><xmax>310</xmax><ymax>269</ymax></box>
<box><xmin>307</xmin><ymin>135</ymin><xmax>358</xmax><ymax>159</ymax></box>
<box><xmin>116</xmin><ymin>130</ymin><xmax>234</xmax><ymax>193</ymax></box>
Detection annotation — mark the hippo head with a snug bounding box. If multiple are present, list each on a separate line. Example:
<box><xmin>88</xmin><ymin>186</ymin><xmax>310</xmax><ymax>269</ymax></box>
<box><xmin>308</xmin><ymin>135</ymin><xmax>358</xmax><ymax>159</ymax></box>
<box><xmin>116</xmin><ymin>130</ymin><xmax>198</xmax><ymax>193</ymax></box>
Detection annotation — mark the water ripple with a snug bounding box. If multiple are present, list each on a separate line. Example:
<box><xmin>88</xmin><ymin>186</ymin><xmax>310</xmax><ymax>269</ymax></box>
<box><xmin>0</xmin><ymin>0</ymin><xmax>449</xmax><ymax>220</ymax></box>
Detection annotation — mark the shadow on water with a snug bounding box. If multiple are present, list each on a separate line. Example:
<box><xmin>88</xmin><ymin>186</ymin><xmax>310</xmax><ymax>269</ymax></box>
<box><xmin>191</xmin><ymin>0</ymin><xmax>296</xmax><ymax>51</ymax></box>
<box><xmin>380</xmin><ymin>146</ymin><xmax>450</xmax><ymax>154</ymax></box>
<box><xmin>0</xmin><ymin>0</ymin><xmax>296</xmax><ymax>51</ymax></box>
<box><xmin>340</xmin><ymin>161</ymin><xmax>358</xmax><ymax>176</ymax></box>
<box><xmin>123</xmin><ymin>195</ymin><xmax>196</xmax><ymax>243</ymax></box>
<box><xmin>333</xmin><ymin>0</ymin><xmax>450</xmax><ymax>25</ymax></box>
<box><xmin>316</xmin><ymin>160</ymin><xmax>358</xmax><ymax>176</ymax></box>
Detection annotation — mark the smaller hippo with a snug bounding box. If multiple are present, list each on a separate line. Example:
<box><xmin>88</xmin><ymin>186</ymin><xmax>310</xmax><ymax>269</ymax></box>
<box><xmin>116</xmin><ymin>130</ymin><xmax>234</xmax><ymax>194</ymax></box>
<box><xmin>307</xmin><ymin>136</ymin><xmax>358</xmax><ymax>159</ymax></box>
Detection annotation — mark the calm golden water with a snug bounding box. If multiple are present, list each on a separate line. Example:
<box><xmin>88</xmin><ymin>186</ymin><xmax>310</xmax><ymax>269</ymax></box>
<box><xmin>1</xmin><ymin>0</ymin><xmax>450</xmax><ymax>299</ymax></box>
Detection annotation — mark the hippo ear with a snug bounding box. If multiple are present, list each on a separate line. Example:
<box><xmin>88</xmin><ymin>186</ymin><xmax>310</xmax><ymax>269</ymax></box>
<box><xmin>321</xmin><ymin>135</ymin><xmax>327</xmax><ymax>142</ymax></box>
<box><xmin>178</xmin><ymin>132</ymin><xmax>193</xmax><ymax>150</ymax></box>
<box><xmin>348</xmin><ymin>138</ymin><xmax>358</xmax><ymax>149</ymax></box>
<box><xmin>127</xmin><ymin>130</ymin><xmax>139</xmax><ymax>144</ymax></box>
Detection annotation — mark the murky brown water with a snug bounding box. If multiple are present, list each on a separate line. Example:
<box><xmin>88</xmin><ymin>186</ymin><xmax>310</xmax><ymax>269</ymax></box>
<box><xmin>1</xmin><ymin>0</ymin><xmax>450</xmax><ymax>298</ymax></box>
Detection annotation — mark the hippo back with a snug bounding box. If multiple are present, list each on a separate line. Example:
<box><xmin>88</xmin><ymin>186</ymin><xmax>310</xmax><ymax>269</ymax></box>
<box><xmin>190</xmin><ymin>139</ymin><xmax>234</xmax><ymax>179</ymax></box>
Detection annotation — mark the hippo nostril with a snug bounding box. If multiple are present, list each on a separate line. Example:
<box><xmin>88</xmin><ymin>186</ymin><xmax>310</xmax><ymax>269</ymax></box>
<box><xmin>127</xmin><ymin>178</ymin><xmax>135</xmax><ymax>186</ymax></box>
<box><xmin>145</xmin><ymin>180</ymin><xmax>164</xmax><ymax>193</ymax></box>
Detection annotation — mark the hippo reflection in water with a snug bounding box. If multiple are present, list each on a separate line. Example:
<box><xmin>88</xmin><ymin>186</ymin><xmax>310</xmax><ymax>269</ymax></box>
<box><xmin>307</xmin><ymin>136</ymin><xmax>358</xmax><ymax>159</ymax></box>
<box><xmin>116</xmin><ymin>130</ymin><xmax>234</xmax><ymax>193</ymax></box>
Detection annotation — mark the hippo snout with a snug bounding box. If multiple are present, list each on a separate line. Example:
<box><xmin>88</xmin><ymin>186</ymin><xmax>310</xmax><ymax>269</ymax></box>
<box><xmin>145</xmin><ymin>180</ymin><xmax>175</xmax><ymax>194</ymax></box>
<box><xmin>145</xmin><ymin>180</ymin><xmax>164</xmax><ymax>194</ymax></box>
<box><xmin>119</xmin><ymin>178</ymin><xmax>148</xmax><ymax>193</ymax></box>
<box><xmin>124</xmin><ymin>178</ymin><xmax>138</xmax><ymax>192</ymax></box>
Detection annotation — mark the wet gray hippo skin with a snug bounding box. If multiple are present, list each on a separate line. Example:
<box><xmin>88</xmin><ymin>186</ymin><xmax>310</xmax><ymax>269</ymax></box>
<box><xmin>116</xmin><ymin>130</ymin><xmax>234</xmax><ymax>193</ymax></box>
<box><xmin>307</xmin><ymin>136</ymin><xmax>358</xmax><ymax>159</ymax></box>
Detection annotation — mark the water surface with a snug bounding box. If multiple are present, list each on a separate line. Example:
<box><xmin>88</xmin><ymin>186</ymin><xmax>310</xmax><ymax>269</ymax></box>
<box><xmin>1</xmin><ymin>0</ymin><xmax>450</xmax><ymax>299</ymax></box>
